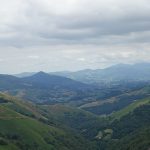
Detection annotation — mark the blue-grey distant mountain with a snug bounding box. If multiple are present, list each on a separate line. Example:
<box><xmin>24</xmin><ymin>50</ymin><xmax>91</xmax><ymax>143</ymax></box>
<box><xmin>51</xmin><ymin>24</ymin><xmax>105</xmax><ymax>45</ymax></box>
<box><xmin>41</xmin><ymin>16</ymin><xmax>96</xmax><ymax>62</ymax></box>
<box><xmin>14</xmin><ymin>72</ymin><xmax>36</xmax><ymax>78</ymax></box>
<box><xmin>0</xmin><ymin>74</ymin><xmax>24</xmax><ymax>90</ymax></box>
<box><xmin>15</xmin><ymin>63</ymin><xmax>150</xmax><ymax>84</ymax></box>
<box><xmin>21</xmin><ymin>71</ymin><xmax>90</xmax><ymax>90</ymax></box>
<box><xmin>0</xmin><ymin>72</ymin><xmax>97</xmax><ymax>103</ymax></box>
<box><xmin>50</xmin><ymin>63</ymin><xmax>150</xmax><ymax>84</ymax></box>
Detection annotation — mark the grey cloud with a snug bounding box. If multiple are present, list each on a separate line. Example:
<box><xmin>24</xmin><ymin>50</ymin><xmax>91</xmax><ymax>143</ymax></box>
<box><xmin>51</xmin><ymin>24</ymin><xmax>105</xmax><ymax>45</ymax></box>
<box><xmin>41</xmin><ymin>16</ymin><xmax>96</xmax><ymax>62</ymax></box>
<box><xmin>0</xmin><ymin>0</ymin><xmax>150</xmax><ymax>73</ymax></box>
<box><xmin>1</xmin><ymin>0</ymin><xmax>150</xmax><ymax>46</ymax></box>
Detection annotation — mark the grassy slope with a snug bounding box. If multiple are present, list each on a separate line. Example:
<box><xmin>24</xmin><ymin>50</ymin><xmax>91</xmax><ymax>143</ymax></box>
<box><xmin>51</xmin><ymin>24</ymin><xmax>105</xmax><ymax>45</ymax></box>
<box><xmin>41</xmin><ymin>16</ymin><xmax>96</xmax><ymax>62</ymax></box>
<box><xmin>93</xmin><ymin>97</ymin><xmax>150</xmax><ymax>150</ymax></box>
<box><xmin>38</xmin><ymin>104</ymin><xmax>107</xmax><ymax>139</ymax></box>
<box><xmin>81</xmin><ymin>86</ymin><xmax>150</xmax><ymax>115</ymax></box>
<box><xmin>103</xmin><ymin>98</ymin><xmax>150</xmax><ymax>150</ymax></box>
<box><xmin>110</xmin><ymin>97</ymin><xmax>150</xmax><ymax>120</ymax></box>
<box><xmin>0</xmin><ymin>93</ymin><xmax>99</xmax><ymax>150</ymax></box>
<box><xmin>108</xmin><ymin>127</ymin><xmax>150</xmax><ymax>150</ymax></box>
<box><xmin>1</xmin><ymin>92</ymin><xmax>150</xmax><ymax>150</ymax></box>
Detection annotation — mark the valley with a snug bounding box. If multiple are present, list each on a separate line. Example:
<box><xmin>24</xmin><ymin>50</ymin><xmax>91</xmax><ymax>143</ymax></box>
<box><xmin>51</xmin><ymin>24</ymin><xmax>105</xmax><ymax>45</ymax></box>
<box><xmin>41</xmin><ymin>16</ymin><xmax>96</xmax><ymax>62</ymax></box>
<box><xmin>1</xmin><ymin>0</ymin><xmax>150</xmax><ymax>149</ymax></box>
<box><xmin>0</xmin><ymin>63</ymin><xmax>150</xmax><ymax>150</ymax></box>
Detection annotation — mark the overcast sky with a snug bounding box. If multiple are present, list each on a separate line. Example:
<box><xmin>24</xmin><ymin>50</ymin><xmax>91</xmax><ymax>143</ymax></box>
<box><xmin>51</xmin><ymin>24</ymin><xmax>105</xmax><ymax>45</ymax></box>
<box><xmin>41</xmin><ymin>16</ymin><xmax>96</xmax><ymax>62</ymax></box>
<box><xmin>0</xmin><ymin>0</ymin><xmax>150</xmax><ymax>73</ymax></box>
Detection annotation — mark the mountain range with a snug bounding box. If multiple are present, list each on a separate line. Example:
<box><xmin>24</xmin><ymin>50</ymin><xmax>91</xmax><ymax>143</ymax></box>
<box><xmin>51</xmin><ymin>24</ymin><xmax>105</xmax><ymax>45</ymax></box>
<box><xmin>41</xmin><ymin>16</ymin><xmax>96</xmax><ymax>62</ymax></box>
<box><xmin>0</xmin><ymin>72</ymin><xmax>96</xmax><ymax>104</ymax></box>
<box><xmin>0</xmin><ymin>62</ymin><xmax>150</xmax><ymax>149</ymax></box>
<box><xmin>15</xmin><ymin>62</ymin><xmax>150</xmax><ymax>85</ymax></box>
<box><xmin>50</xmin><ymin>63</ymin><xmax>150</xmax><ymax>84</ymax></box>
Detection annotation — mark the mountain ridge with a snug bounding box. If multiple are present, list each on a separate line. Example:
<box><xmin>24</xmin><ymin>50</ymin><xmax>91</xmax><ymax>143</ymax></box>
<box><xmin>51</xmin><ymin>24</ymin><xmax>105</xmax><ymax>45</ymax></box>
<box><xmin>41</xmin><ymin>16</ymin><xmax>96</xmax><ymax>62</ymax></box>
<box><xmin>14</xmin><ymin>62</ymin><xmax>150</xmax><ymax>84</ymax></box>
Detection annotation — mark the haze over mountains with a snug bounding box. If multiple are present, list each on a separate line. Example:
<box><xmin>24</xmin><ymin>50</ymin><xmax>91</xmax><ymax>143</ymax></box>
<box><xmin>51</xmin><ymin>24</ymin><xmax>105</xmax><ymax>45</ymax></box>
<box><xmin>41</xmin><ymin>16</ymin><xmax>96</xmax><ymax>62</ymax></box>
<box><xmin>15</xmin><ymin>62</ymin><xmax>150</xmax><ymax>84</ymax></box>
<box><xmin>0</xmin><ymin>72</ymin><xmax>88</xmax><ymax>90</ymax></box>
<box><xmin>1</xmin><ymin>0</ymin><xmax>150</xmax><ymax>149</ymax></box>
<box><xmin>51</xmin><ymin>63</ymin><xmax>150</xmax><ymax>83</ymax></box>
<box><xmin>0</xmin><ymin>71</ymin><xmax>97</xmax><ymax>104</ymax></box>
<box><xmin>0</xmin><ymin>81</ymin><xmax>150</xmax><ymax>150</ymax></box>
<box><xmin>0</xmin><ymin>62</ymin><xmax>148</xmax><ymax>105</ymax></box>
<box><xmin>0</xmin><ymin>62</ymin><xmax>150</xmax><ymax>150</ymax></box>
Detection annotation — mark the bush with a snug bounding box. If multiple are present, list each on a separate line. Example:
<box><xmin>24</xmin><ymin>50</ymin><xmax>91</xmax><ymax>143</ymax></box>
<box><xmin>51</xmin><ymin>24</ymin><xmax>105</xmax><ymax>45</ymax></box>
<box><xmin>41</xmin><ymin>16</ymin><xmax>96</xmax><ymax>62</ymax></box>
<box><xmin>0</xmin><ymin>138</ymin><xmax>8</xmax><ymax>145</ymax></box>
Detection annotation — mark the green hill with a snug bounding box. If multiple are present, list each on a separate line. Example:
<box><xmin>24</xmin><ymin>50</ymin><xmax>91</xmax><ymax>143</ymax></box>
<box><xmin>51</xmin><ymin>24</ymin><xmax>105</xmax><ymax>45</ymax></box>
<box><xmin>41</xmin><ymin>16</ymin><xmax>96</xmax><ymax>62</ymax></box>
<box><xmin>81</xmin><ymin>86</ymin><xmax>150</xmax><ymax>115</ymax></box>
<box><xmin>111</xmin><ymin>97</ymin><xmax>150</xmax><ymax>120</ymax></box>
<box><xmin>97</xmin><ymin>98</ymin><xmax>150</xmax><ymax>150</ymax></box>
<box><xmin>0</xmin><ymin>93</ymin><xmax>99</xmax><ymax>150</ymax></box>
<box><xmin>108</xmin><ymin>126</ymin><xmax>150</xmax><ymax>150</ymax></box>
<box><xmin>1</xmin><ymin>92</ymin><xmax>150</xmax><ymax>150</ymax></box>
<box><xmin>108</xmin><ymin>102</ymin><xmax>150</xmax><ymax>150</ymax></box>
<box><xmin>38</xmin><ymin>104</ymin><xmax>107</xmax><ymax>139</ymax></box>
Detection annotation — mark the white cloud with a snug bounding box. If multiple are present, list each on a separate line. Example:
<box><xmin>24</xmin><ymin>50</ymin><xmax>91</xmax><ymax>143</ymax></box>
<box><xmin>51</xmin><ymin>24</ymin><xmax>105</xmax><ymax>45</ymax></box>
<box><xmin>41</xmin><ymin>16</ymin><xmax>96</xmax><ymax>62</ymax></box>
<box><xmin>77</xmin><ymin>58</ymin><xmax>86</xmax><ymax>62</ymax></box>
<box><xmin>28</xmin><ymin>55</ymin><xmax>39</xmax><ymax>59</ymax></box>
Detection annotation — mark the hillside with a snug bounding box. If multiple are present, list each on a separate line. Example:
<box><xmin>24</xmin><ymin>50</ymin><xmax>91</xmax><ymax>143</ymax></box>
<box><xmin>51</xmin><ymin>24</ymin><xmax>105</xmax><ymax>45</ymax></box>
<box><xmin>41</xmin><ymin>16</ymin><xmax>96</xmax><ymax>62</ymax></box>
<box><xmin>0</xmin><ymin>93</ymin><xmax>99</xmax><ymax>150</ymax></box>
<box><xmin>80</xmin><ymin>86</ymin><xmax>150</xmax><ymax>115</ymax></box>
<box><xmin>0</xmin><ymin>72</ymin><xmax>100</xmax><ymax>104</ymax></box>
<box><xmin>38</xmin><ymin>104</ymin><xmax>107</xmax><ymax>139</ymax></box>
<box><xmin>1</xmin><ymin>70</ymin><xmax>150</xmax><ymax>150</ymax></box>
<box><xmin>111</xmin><ymin>97</ymin><xmax>150</xmax><ymax>120</ymax></box>
<box><xmin>0</xmin><ymin>74</ymin><xmax>24</xmax><ymax>90</ymax></box>
<box><xmin>21</xmin><ymin>71</ymin><xmax>90</xmax><ymax>90</ymax></box>
<box><xmin>0</xmin><ymin>90</ymin><xmax>150</xmax><ymax>150</ymax></box>
<box><xmin>96</xmin><ymin>98</ymin><xmax>150</xmax><ymax>150</ymax></box>
<box><xmin>109</xmin><ymin>126</ymin><xmax>150</xmax><ymax>150</ymax></box>
<box><xmin>108</xmin><ymin>102</ymin><xmax>150</xmax><ymax>150</ymax></box>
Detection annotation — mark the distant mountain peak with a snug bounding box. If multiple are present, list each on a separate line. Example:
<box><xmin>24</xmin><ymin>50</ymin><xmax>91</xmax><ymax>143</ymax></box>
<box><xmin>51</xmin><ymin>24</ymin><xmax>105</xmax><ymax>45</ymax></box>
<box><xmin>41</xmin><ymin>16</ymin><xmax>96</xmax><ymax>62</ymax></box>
<box><xmin>36</xmin><ymin>71</ymin><xmax>47</xmax><ymax>75</ymax></box>
<box><xmin>32</xmin><ymin>71</ymin><xmax>50</xmax><ymax>77</ymax></box>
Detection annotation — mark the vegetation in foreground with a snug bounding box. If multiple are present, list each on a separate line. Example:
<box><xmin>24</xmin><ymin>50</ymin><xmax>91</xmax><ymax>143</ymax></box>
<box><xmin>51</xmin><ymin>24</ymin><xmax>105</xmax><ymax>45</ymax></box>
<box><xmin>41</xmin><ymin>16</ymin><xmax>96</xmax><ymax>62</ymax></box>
<box><xmin>0</xmin><ymin>93</ymin><xmax>99</xmax><ymax>150</ymax></box>
<box><xmin>0</xmin><ymin>89</ymin><xmax>150</xmax><ymax>150</ymax></box>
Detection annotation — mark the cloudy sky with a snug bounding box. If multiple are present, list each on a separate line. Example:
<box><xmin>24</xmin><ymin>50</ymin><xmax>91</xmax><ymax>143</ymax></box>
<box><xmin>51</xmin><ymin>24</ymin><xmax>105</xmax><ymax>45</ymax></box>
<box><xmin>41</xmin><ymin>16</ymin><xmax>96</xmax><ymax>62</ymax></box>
<box><xmin>0</xmin><ymin>0</ymin><xmax>150</xmax><ymax>73</ymax></box>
